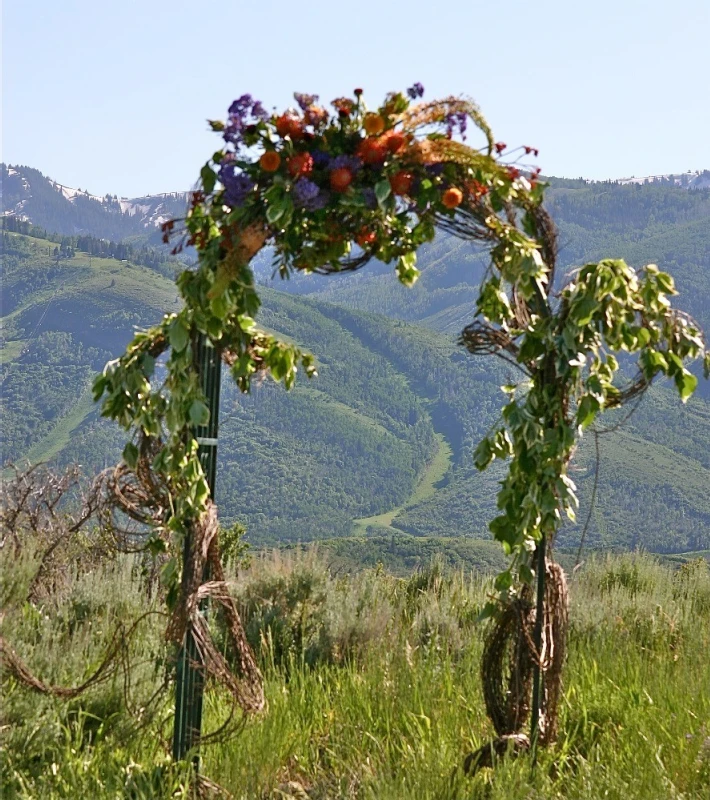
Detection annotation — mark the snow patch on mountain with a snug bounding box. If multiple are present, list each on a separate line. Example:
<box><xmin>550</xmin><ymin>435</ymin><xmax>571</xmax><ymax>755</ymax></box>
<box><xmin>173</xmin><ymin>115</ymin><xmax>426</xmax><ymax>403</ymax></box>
<box><xmin>614</xmin><ymin>170</ymin><xmax>710</xmax><ymax>190</ymax></box>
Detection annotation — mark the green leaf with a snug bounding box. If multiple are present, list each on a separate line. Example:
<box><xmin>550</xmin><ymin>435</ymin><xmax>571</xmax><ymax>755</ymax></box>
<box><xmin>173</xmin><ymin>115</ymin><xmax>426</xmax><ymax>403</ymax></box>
<box><xmin>476</xmin><ymin>601</ymin><xmax>498</xmax><ymax>622</ymax></box>
<box><xmin>519</xmin><ymin>563</ymin><xmax>534</xmax><ymax>584</ymax></box>
<box><xmin>570</xmin><ymin>295</ymin><xmax>599</xmax><ymax>326</ymax></box>
<box><xmin>655</xmin><ymin>271</ymin><xmax>676</xmax><ymax>294</ymax></box>
<box><xmin>239</xmin><ymin>315</ymin><xmax>257</xmax><ymax>333</ymax></box>
<box><xmin>92</xmin><ymin>375</ymin><xmax>107</xmax><ymax>402</ymax></box>
<box><xmin>146</xmin><ymin>536</ymin><xmax>167</xmax><ymax>557</ymax></box>
<box><xmin>122</xmin><ymin>442</ymin><xmax>139</xmax><ymax>469</ymax></box>
<box><xmin>266</xmin><ymin>203</ymin><xmax>286</xmax><ymax>224</ymax></box>
<box><xmin>474</xmin><ymin>438</ymin><xmax>493</xmax><ymax>470</ymax></box>
<box><xmin>189</xmin><ymin>400</ymin><xmax>210</xmax><ymax>427</ymax></box>
<box><xmin>494</xmin><ymin>570</ymin><xmax>513</xmax><ymax>591</ymax></box>
<box><xmin>210</xmin><ymin>292</ymin><xmax>230</xmax><ymax>320</ymax></box>
<box><xmin>375</xmin><ymin>180</ymin><xmax>391</xmax><ymax>209</ymax></box>
<box><xmin>169</xmin><ymin>318</ymin><xmax>190</xmax><ymax>352</ymax></box>
<box><xmin>396</xmin><ymin>253</ymin><xmax>420</xmax><ymax>287</ymax></box>
<box><xmin>201</xmin><ymin>164</ymin><xmax>216</xmax><ymax>194</ymax></box>
<box><xmin>576</xmin><ymin>394</ymin><xmax>600</xmax><ymax>429</ymax></box>
<box><xmin>636</xmin><ymin>327</ymin><xmax>651</xmax><ymax>348</ymax></box>
<box><xmin>675</xmin><ymin>369</ymin><xmax>697</xmax><ymax>403</ymax></box>
<box><xmin>141</xmin><ymin>354</ymin><xmax>155</xmax><ymax>377</ymax></box>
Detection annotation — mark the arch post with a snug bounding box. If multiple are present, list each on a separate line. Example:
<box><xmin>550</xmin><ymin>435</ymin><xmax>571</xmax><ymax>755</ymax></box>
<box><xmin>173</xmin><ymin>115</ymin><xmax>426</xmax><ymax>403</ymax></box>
<box><xmin>173</xmin><ymin>334</ymin><xmax>222</xmax><ymax>766</ymax></box>
<box><xmin>529</xmin><ymin>532</ymin><xmax>546</xmax><ymax>757</ymax></box>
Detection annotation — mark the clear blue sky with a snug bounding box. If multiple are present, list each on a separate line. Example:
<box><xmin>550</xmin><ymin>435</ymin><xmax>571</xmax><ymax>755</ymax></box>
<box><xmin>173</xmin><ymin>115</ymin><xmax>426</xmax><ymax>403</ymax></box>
<box><xmin>3</xmin><ymin>0</ymin><xmax>708</xmax><ymax>198</ymax></box>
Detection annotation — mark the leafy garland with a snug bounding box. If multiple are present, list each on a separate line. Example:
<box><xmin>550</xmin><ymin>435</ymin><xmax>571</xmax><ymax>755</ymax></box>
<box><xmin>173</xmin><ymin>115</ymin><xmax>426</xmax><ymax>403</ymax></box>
<box><xmin>94</xmin><ymin>84</ymin><xmax>709</xmax><ymax>613</ymax></box>
<box><xmin>463</xmin><ymin>257</ymin><xmax>709</xmax><ymax>606</ymax></box>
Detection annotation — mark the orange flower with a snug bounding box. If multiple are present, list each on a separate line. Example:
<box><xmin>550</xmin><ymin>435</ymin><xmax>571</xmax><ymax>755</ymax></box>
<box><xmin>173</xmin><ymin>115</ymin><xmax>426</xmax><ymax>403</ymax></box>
<box><xmin>389</xmin><ymin>170</ymin><xmax>414</xmax><ymax>196</ymax></box>
<box><xmin>356</xmin><ymin>137</ymin><xmax>387</xmax><ymax>165</ymax></box>
<box><xmin>363</xmin><ymin>113</ymin><xmax>386</xmax><ymax>136</ymax></box>
<box><xmin>259</xmin><ymin>151</ymin><xmax>281</xmax><ymax>172</ymax></box>
<box><xmin>275</xmin><ymin>113</ymin><xmax>303</xmax><ymax>140</ymax></box>
<box><xmin>442</xmin><ymin>187</ymin><xmax>463</xmax><ymax>208</ymax></box>
<box><xmin>330</xmin><ymin>167</ymin><xmax>353</xmax><ymax>192</ymax></box>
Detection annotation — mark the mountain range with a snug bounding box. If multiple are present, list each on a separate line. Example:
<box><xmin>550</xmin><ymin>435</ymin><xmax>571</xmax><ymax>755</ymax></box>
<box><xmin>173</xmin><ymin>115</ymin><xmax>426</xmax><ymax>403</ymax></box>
<box><xmin>2</xmin><ymin>163</ymin><xmax>710</xmax><ymax>563</ymax></box>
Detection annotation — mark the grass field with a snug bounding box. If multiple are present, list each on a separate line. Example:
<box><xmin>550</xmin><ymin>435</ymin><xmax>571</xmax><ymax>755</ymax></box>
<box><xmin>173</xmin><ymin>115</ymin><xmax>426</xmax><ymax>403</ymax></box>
<box><xmin>2</xmin><ymin>548</ymin><xmax>709</xmax><ymax>799</ymax></box>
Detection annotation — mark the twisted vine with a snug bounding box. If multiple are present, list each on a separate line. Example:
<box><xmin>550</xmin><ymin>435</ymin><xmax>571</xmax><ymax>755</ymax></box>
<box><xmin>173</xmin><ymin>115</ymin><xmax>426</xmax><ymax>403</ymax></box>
<box><xmin>93</xmin><ymin>85</ymin><xmax>709</xmax><ymax>745</ymax></box>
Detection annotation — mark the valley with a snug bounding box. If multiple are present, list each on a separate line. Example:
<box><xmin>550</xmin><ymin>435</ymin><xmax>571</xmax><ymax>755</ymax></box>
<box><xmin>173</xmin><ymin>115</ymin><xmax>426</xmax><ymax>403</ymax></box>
<box><xmin>2</xmin><ymin>169</ymin><xmax>710</xmax><ymax>557</ymax></box>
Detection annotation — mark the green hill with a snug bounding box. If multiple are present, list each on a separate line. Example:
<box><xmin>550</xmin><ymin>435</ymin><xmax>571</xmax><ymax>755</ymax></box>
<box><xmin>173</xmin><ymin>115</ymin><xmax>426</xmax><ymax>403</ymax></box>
<box><xmin>2</xmin><ymin>211</ymin><xmax>710</xmax><ymax>553</ymax></box>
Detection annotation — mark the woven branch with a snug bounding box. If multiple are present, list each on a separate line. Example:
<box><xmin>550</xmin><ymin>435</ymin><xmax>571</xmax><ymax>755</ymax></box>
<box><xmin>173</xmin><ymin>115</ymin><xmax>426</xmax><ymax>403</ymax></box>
<box><xmin>480</xmin><ymin>558</ymin><xmax>568</xmax><ymax>746</ymax></box>
<box><xmin>96</xmin><ymin>438</ymin><xmax>170</xmax><ymax>549</ymax></box>
<box><xmin>98</xmin><ymin>441</ymin><xmax>265</xmax><ymax>720</ymax></box>
<box><xmin>0</xmin><ymin>629</ymin><xmax>121</xmax><ymax>699</ymax></box>
<box><xmin>165</xmin><ymin>502</ymin><xmax>265</xmax><ymax>716</ymax></box>
<box><xmin>458</xmin><ymin>321</ymin><xmax>520</xmax><ymax>358</ymax></box>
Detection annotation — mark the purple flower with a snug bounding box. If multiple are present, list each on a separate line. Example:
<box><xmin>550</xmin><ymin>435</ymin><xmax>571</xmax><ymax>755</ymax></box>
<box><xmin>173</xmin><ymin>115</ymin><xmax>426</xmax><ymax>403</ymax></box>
<box><xmin>294</xmin><ymin>92</ymin><xmax>319</xmax><ymax>111</ymax></box>
<box><xmin>445</xmin><ymin>111</ymin><xmax>468</xmax><ymax>140</ymax></box>
<box><xmin>425</xmin><ymin>163</ymin><xmax>445</xmax><ymax>177</ymax></box>
<box><xmin>293</xmin><ymin>178</ymin><xmax>329</xmax><ymax>210</ymax></box>
<box><xmin>407</xmin><ymin>82</ymin><xmax>425</xmax><ymax>99</ymax></box>
<box><xmin>219</xmin><ymin>165</ymin><xmax>255</xmax><ymax>207</ymax></box>
<box><xmin>361</xmin><ymin>187</ymin><xmax>377</xmax><ymax>209</ymax></box>
<box><xmin>311</xmin><ymin>150</ymin><xmax>330</xmax><ymax>167</ymax></box>
<box><xmin>328</xmin><ymin>154</ymin><xmax>363</xmax><ymax>173</ymax></box>
<box><xmin>293</xmin><ymin>178</ymin><xmax>319</xmax><ymax>204</ymax></box>
<box><xmin>224</xmin><ymin>94</ymin><xmax>269</xmax><ymax>149</ymax></box>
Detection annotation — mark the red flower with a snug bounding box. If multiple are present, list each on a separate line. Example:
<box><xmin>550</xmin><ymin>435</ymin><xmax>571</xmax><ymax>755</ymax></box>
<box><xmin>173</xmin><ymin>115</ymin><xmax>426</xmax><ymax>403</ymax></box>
<box><xmin>356</xmin><ymin>137</ymin><xmax>387</xmax><ymax>165</ymax></box>
<box><xmin>330</xmin><ymin>167</ymin><xmax>354</xmax><ymax>192</ymax></box>
<box><xmin>467</xmin><ymin>179</ymin><xmax>489</xmax><ymax>198</ymax></box>
<box><xmin>383</xmin><ymin>131</ymin><xmax>407</xmax><ymax>154</ymax></box>
<box><xmin>356</xmin><ymin>229</ymin><xmax>377</xmax><ymax>247</ymax></box>
<box><xmin>288</xmin><ymin>152</ymin><xmax>314</xmax><ymax>178</ymax></box>
<box><xmin>506</xmin><ymin>167</ymin><xmax>521</xmax><ymax>181</ymax></box>
<box><xmin>331</xmin><ymin>97</ymin><xmax>355</xmax><ymax>116</ymax></box>
<box><xmin>390</xmin><ymin>170</ymin><xmax>414</xmax><ymax>196</ymax></box>
<box><xmin>494</xmin><ymin>142</ymin><xmax>507</xmax><ymax>154</ymax></box>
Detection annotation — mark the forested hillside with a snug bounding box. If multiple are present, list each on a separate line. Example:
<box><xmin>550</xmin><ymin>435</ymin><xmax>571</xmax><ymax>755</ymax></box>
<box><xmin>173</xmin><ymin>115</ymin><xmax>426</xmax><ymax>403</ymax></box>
<box><xmin>294</xmin><ymin>180</ymin><xmax>710</xmax><ymax>343</ymax></box>
<box><xmin>3</xmin><ymin>169</ymin><xmax>710</xmax><ymax>555</ymax></box>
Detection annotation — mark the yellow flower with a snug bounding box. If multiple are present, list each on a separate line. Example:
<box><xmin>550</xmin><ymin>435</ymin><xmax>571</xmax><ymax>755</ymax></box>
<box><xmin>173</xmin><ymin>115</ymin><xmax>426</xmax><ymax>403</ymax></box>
<box><xmin>363</xmin><ymin>114</ymin><xmax>386</xmax><ymax>137</ymax></box>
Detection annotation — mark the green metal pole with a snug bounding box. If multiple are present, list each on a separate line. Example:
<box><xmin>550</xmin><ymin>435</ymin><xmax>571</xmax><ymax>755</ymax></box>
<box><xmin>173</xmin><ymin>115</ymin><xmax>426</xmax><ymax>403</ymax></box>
<box><xmin>530</xmin><ymin>531</ymin><xmax>546</xmax><ymax>756</ymax></box>
<box><xmin>173</xmin><ymin>334</ymin><xmax>222</xmax><ymax>766</ymax></box>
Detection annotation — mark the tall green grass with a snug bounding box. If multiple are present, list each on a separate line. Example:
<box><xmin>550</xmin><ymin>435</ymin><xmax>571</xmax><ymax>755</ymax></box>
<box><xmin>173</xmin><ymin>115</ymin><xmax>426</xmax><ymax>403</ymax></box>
<box><xmin>2</xmin><ymin>549</ymin><xmax>709</xmax><ymax>798</ymax></box>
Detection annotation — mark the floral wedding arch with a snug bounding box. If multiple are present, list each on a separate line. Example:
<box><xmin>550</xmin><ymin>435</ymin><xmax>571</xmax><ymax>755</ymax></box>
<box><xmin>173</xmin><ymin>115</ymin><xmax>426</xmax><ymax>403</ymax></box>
<box><xmin>94</xmin><ymin>84</ymin><xmax>708</xmax><ymax>761</ymax></box>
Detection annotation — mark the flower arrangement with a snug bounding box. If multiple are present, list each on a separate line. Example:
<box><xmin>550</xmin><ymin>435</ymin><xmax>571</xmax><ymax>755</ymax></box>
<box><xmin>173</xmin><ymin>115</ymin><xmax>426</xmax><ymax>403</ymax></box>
<box><xmin>97</xmin><ymin>85</ymin><xmax>555</xmax><ymax>638</ymax></box>
<box><xmin>95</xmin><ymin>83</ymin><xmax>708</xmax><ymax>760</ymax></box>
<box><xmin>171</xmin><ymin>84</ymin><xmax>543</xmax><ymax>293</ymax></box>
